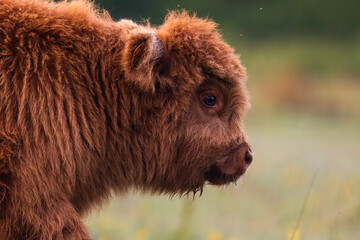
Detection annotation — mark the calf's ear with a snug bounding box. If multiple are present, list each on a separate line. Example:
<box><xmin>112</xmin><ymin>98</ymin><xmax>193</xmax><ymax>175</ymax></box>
<box><xmin>122</xmin><ymin>29</ymin><xmax>165</xmax><ymax>92</ymax></box>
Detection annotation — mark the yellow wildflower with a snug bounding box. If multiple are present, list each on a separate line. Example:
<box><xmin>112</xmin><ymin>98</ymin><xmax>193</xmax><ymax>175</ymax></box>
<box><xmin>208</xmin><ymin>231</ymin><xmax>222</xmax><ymax>240</ymax></box>
<box><xmin>287</xmin><ymin>230</ymin><xmax>300</xmax><ymax>240</ymax></box>
<box><xmin>136</xmin><ymin>228</ymin><xmax>149</xmax><ymax>240</ymax></box>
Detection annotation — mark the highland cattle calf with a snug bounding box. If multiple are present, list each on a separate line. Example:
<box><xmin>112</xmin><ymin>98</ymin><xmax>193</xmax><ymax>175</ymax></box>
<box><xmin>0</xmin><ymin>0</ymin><xmax>252</xmax><ymax>239</ymax></box>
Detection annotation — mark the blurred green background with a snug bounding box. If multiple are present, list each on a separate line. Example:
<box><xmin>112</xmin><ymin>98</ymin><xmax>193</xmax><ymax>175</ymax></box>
<box><xmin>85</xmin><ymin>0</ymin><xmax>360</xmax><ymax>239</ymax></box>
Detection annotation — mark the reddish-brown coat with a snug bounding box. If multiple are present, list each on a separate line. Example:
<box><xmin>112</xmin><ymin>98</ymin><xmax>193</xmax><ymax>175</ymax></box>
<box><xmin>0</xmin><ymin>0</ymin><xmax>250</xmax><ymax>239</ymax></box>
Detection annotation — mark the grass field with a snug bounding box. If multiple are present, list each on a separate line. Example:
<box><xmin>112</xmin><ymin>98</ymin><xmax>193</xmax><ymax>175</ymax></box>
<box><xmin>85</xmin><ymin>40</ymin><xmax>360</xmax><ymax>240</ymax></box>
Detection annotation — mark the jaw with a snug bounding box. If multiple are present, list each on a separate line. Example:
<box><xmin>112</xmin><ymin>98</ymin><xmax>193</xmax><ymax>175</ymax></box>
<box><xmin>204</xmin><ymin>164</ymin><xmax>245</xmax><ymax>185</ymax></box>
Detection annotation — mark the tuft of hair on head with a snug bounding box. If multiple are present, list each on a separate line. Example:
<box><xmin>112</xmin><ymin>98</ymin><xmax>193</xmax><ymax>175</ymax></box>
<box><xmin>157</xmin><ymin>10</ymin><xmax>219</xmax><ymax>49</ymax></box>
<box><xmin>162</xmin><ymin>10</ymin><xmax>217</xmax><ymax>35</ymax></box>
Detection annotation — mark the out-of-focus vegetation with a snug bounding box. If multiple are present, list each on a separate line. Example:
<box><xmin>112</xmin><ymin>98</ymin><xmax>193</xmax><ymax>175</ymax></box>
<box><xmin>85</xmin><ymin>0</ymin><xmax>360</xmax><ymax>239</ymax></box>
<box><xmin>96</xmin><ymin>0</ymin><xmax>359</xmax><ymax>40</ymax></box>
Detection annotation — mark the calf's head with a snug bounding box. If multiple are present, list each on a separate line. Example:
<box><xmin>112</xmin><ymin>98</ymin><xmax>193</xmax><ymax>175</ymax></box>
<box><xmin>120</xmin><ymin>12</ymin><xmax>252</xmax><ymax>195</ymax></box>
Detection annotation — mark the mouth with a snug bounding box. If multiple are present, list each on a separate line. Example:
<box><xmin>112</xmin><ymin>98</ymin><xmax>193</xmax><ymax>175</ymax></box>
<box><xmin>204</xmin><ymin>144</ymin><xmax>252</xmax><ymax>185</ymax></box>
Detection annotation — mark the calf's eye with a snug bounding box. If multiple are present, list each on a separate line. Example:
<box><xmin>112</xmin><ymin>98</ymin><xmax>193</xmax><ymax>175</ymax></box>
<box><xmin>198</xmin><ymin>88</ymin><xmax>221</xmax><ymax>113</ymax></box>
<box><xmin>202</xmin><ymin>95</ymin><xmax>216</xmax><ymax>107</ymax></box>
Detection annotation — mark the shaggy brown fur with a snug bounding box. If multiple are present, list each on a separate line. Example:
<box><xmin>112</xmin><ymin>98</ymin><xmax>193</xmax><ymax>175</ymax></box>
<box><xmin>0</xmin><ymin>0</ymin><xmax>252</xmax><ymax>239</ymax></box>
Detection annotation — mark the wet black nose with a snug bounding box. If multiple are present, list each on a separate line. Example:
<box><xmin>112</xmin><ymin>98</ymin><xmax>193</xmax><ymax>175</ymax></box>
<box><xmin>245</xmin><ymin>149</ymin><xmax>253</xmax><ymax>167</ymax></box>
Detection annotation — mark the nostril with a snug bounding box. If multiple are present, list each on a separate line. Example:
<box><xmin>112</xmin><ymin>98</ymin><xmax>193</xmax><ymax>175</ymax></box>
<box><xmin>245</xmin><ymin>150</ymin><xmax>253</xmax><ymax>166</ymax></box>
